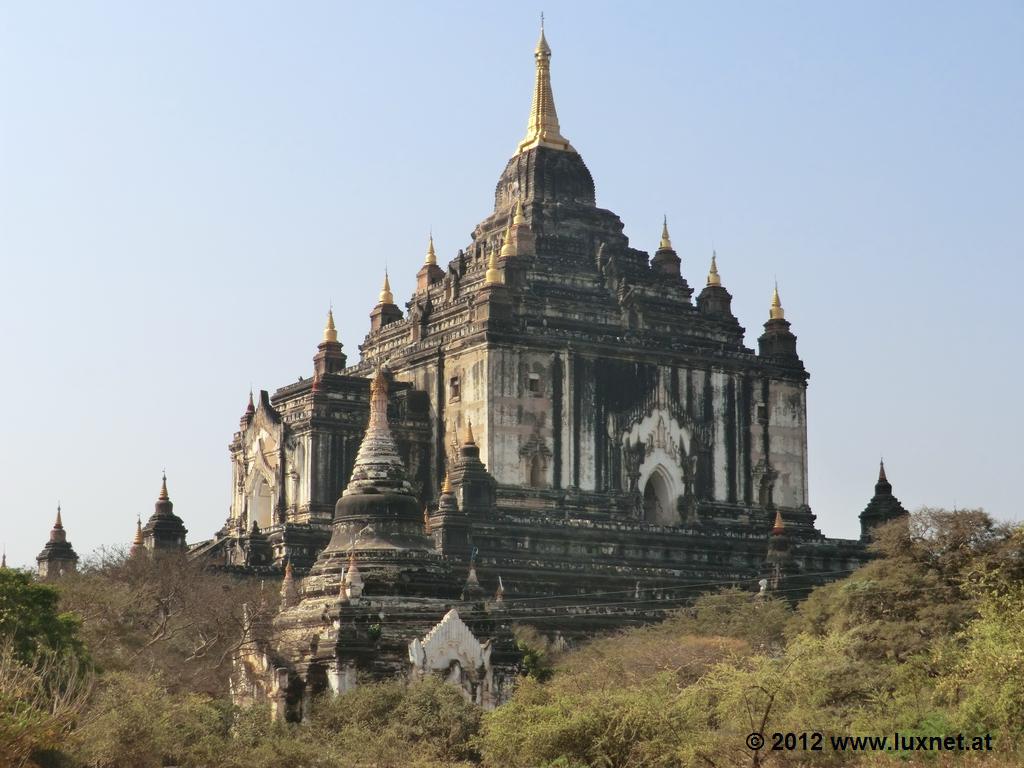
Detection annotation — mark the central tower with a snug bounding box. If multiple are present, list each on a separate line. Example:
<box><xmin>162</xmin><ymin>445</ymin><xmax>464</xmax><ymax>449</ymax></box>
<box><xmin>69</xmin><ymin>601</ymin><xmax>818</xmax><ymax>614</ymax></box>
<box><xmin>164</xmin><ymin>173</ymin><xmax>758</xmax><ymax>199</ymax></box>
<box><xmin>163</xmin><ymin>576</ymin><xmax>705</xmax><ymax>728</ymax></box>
<box><xmin>354</xmin><ymin>24</ymin><xmax>811</xmax><ymax>533</ymax></box>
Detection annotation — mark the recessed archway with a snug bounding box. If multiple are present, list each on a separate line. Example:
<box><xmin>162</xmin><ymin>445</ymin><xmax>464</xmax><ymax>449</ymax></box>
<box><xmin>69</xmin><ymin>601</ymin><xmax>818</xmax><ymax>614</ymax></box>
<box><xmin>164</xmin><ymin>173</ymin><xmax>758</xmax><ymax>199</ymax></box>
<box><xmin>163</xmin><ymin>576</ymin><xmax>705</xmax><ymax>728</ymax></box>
<box><xmin>251</xmin><ymin>476</ymin><xmax>273</xmax><ymax>529</ymax></box>
<box><xmin>529</xmin><ymin>454</ymin><xmax>545</xmax><ymax>487</ymax></box>
<box><xmin>642</xmin><ymin>468</ymin><xmax>676</xmax><ymax>526</ymax></box>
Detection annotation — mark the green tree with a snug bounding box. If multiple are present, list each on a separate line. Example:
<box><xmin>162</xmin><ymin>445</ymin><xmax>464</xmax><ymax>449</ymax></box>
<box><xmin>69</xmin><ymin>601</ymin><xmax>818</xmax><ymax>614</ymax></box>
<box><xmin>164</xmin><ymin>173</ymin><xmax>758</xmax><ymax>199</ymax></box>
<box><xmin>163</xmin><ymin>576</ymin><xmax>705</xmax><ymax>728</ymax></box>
<box><xmin>69</xmin><ymin>672</ymin><xmax>230</xmax><ymax>768</ymax></box>
<box><xmin>791</xmin><ymin>509</ymin><xmax>1010</xmax><ymax>663</ymax></box>
<box><xmin>938</xmin><ymin>583</ymin><xmax>1024</xmax><ymax>751</ymax></box>
<box><xmin>0</xmin><ymin>640</ymin><xmax>92</xmax><ymax>768</ymax></box>
<box><xmin>0</xmin><ymin>569</ymin><xmax>84</xmax><ymax>665</ymax></box>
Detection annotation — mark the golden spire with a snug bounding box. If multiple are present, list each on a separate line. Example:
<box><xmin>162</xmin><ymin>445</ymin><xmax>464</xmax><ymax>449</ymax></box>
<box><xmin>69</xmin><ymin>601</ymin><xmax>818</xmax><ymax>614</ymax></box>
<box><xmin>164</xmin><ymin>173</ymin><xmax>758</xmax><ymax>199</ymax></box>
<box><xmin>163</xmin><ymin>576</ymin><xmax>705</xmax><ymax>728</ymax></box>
<box><xmin>769</xmin><ymin>282</ymin><xmax>785</xmax><ymax>320</ymax></box>
<box><xmin>772</xmin><ymin>509</ymin><xmax>785</xmax><ymax>534</ymax></box>
<box><xmin>707</xmin><ymin>251</ymin><xmax>721</xmax><ymax>287</ymax></box>
<box><xmin>425</xmin><ymin>233</ymin><xmax>437</xmax><ymax>266</ymax></box>
<box><xmin>323</xmin><ymin>307</ymin><xmax>338</xmax><ymax>343</ymax></box>
<box><xmin>513</xmin><ymin>198</ymin><xmax>526</xmax><ymax>226</ymax></box>
<box><xmin>516</xmin><ymin>19</ymin><xmax>574</xmax><ymax>154</ymax></box>
<box><xmin>499</xmin><ymin>220</ymin><xmax>515</xmax><ymax>259</ymax></box>
<box><xmin>441</xmin><ymin>471</ymin><xmax>453</xmax><ymax>495</ymax></box>
<box><xmin>379</xmin><ymin>272</ymin><xmax>394</xmax><ymax>304</ymax></box>
<box><xmin>133</xmin><ymin>517</ymin><xmax>144</xmax><ymax>546</ymax></box>
<box><xmin>485</xmin><ymin>247</ymin><xmax>503</xmax><ymax>285</ymax></box>
<box><xmin>659</xmin><ymin>216</ymin><xmax>673</xmax><ymax>250</ymax></box>
<box><xmin>464</xmin><ymin>419</ymin><xmax>475</xmax><ymax>445</ymax></box>
<box><xmin>159</xmin><ymin>472</ymin><xmax>169</xmax><ymax>501</ymax></box>
<box><xmin>54</xmin><ymin>504</ymin><xmax>63</xmax><ymax>529</ymax></box>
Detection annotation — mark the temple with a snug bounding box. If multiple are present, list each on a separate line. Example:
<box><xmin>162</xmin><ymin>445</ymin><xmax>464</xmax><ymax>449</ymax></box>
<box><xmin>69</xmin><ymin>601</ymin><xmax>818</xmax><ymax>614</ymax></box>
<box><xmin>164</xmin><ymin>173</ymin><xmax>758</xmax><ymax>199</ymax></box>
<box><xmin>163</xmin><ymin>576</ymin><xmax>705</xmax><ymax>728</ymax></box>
<box><xmin>194</xmin><ymin>25</ymin><xmax>900</xmax><ymax>715</ymax></box>
<box><xmin>36</xmin><ymin>505</ymin><xmax>79</xmax><ymax>579</ymax></box>
<box><xmin>859</xmin><ymin>460</ymin><xmax>909</xmax><ymax>539</ymax></box>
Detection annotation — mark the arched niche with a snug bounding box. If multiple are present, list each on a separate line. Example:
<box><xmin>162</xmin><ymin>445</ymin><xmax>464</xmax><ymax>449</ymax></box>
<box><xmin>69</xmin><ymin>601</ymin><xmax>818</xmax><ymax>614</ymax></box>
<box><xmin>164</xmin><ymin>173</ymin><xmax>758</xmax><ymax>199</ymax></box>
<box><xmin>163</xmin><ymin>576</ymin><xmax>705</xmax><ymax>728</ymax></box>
<box><xmin>529</xmin><ymin>454</ymin><xmax>545</xmax><ymax>487</ymax></box>
<box><xmin>250</xmin><ymin>476</ymin><xmax>273</xmax><ymax>529</ymax></box>
<box><xmin>642</xmin><ymin>465</ymin><xmax>677</xmax><ymax>525</ymax></box>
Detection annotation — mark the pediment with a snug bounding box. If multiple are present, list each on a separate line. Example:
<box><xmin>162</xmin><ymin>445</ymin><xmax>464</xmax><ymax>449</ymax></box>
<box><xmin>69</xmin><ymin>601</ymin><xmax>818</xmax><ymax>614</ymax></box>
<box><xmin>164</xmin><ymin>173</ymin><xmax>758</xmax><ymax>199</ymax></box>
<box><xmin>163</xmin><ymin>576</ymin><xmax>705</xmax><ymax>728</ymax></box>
<box><xmin>408</xmin><ymin>609</ymin><xmax>491</xmax><ymax>673</ymax></box>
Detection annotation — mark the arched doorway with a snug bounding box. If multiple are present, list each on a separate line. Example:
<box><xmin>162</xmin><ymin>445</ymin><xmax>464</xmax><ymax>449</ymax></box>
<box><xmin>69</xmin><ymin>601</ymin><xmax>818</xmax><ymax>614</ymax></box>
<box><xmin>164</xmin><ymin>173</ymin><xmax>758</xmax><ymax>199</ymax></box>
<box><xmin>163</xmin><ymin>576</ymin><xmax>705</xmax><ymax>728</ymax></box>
<box><xmin>251</xmin><ymin>476</ymin><xmax>273</xmax><ymax>529</ymax></box>
<box><xmin>529</xmin><ymin>454</ymin><xmax>545</xmax><ymax>487</ymax></box>
<box><xmin>643</xmin><ymin>470</ymin><xmax>675</xmax><ymax>525</ymax></box>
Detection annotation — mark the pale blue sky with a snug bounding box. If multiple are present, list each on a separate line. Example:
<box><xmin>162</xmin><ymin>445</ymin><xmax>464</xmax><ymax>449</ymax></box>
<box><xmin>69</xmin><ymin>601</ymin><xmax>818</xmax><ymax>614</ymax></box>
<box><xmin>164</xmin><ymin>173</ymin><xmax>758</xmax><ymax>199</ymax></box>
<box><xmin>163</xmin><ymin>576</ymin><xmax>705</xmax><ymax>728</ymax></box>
<box><xmin>1</xmin><ymin>2</ymin><xmax>1021</xmax><ymax>567</ymax></box>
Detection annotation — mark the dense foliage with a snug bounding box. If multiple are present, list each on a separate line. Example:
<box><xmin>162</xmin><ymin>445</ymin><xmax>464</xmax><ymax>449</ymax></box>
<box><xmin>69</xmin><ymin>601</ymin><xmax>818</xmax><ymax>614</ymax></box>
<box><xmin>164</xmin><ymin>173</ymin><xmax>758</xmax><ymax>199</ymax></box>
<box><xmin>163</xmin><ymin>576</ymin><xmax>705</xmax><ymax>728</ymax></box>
<box><xmin>3</xmin><ymin>508</ymin><xmax>1024</xmax><ymax>767</ymax></box>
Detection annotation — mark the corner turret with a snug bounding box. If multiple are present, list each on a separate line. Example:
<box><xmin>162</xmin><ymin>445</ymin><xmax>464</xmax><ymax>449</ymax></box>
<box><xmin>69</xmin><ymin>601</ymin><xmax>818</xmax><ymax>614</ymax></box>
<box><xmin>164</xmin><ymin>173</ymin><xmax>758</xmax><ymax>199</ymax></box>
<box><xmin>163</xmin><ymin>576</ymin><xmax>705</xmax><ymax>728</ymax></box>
<box><xmin>416</xmin><ymin>234</ymin><xmax>446</xmax><ymax>291</ymax></box>
<box><xmin>314</xmin><ymin>308</ymin><xmax>347</xmax><ymax>377</ymax></box>
<box><xmin>36</xmin><ymin>505</ymin><xmax>79</xmax><ymax>579</ymax></box>
<box><xmin>370</xmin><ymin>273</ymin><xmax>403</xmax><ymax>333</ymax></box>
<box><xmin>651</xmin><ymin>216</ymin><xmax>682</xmax><ymax>278</ymax></box>
<box><xmin>696</xmin><ymin>251</ymin><xmax>736</xmax><ymax>320</ymax></box>
<box><xmin>757</xmin><ymin>282</ymin><xmax>801</xmax><ymax>362</ymax></box>
<box><xmin>141</xmin><ymin>473</ymin><xmax>188</xmax><ymax>552</ymax></box>
<box><xmin>859</xmin><ymin>460</ymin><xmax>909</xmax><ymax>540</ymax></box>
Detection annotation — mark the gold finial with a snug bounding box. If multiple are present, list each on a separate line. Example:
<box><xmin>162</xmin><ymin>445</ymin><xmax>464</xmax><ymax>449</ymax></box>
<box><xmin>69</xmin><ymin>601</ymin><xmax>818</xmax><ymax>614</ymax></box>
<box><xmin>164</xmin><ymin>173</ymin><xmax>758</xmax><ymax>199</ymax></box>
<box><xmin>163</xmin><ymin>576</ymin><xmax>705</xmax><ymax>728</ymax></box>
<box><xmin>707</xmin><ymin>251</ymin><xmax>721</xmax><ymax>286</ymax></box>
<box><xmin>659</xmin><ymin>216</ymin><xmax>673</xmax><ymax>250</ymax></box>
<box><xmin>769</xmin><ymin>282</ymin><xmax>785</xmax><ymax>320</ymax></box>
<box><xmin>379</xmin><ymin>272</ymin><xmax>394</xmax><ymax>305</ymax></box>
<box><xmin>878</xmin><ymin>459</ymin><xmax>888</xmax><ymax>484</ymax></box>
<box><xmin>485</xmin><ymin>247</ymin><xmax>503</xmax><ymax>284</ymax></box>
<box><xmin>133</xmin><ymin>517</ymin><xmax>144</xmax><ymax>545</ymax></box>
<box><xmin>159</xmin><ymin>472</ymin><xmax>169</xmax><ymax>501</ymax></box>
<box><xmin>772</xmin><ymin>509</ymin><xmax>785</xmax><ymax>534</ymax></box>
<box><xmin>513</xmin><ymin>198</ymin><xmax>526</xmax><ymax>226</ymax></box>
<box><xmin>323</xmin><ymin>308</ymin><xmax>338</xmax><ymax>343</ymax></box>
<box><xmin>425</xmin><ymin>233</ymin><xmax>437</xmax><ymax>266</ymax></box>
<box><xmin>517</xmin><ymin>20</ymin><xmax>574</xmax><ymax>154</ymax></box>
<box><xmin>464</xmin><ymin>419</ymin><xmax>475</xmax><ymax>445</ymax></box>
<box><xmin>499</xmin><ymin>220</ymin><xmax>515</xmax><ymax>259</ymax></box>
<box><xmin>55</xmin><ymin>504</ymin><xmax>63</xmax><ymax>529</ymax></box>
<box><xmin>442</xmin><ymin>471</ymin><xmax>453</xmax><ymax>495</ymax></box>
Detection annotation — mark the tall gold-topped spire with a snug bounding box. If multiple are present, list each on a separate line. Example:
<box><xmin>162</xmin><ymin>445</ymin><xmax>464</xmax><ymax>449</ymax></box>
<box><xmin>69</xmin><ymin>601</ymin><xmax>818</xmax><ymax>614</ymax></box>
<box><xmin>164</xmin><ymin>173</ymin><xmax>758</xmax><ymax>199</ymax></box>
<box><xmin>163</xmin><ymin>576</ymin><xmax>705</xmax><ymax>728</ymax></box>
<box><xmin>54</xmin><ymin>504</ymin><xmax>63</xmax><ymax>529</ymax></box>
<box><xmin>441</xmin><ymin>471</ymin><xmax>453</xmax><ymax>495</ymax></box>
<box><xmin>769</xmin><ymin>282</ymin><xmax>785</xmax><ymax>320</ymax></box>
<box><xmin>159</xmin><ymin>472</ymin><xmax>169</xmax><ymax>501</ymax></box>
<box><xmin>707</xmin><ymin>251</ymin><xmax>721</xmax><ymax>286</ymax></box>
<box><xmin>425</xmin><ymin>233</ymin><xmax>437</xmax><ymax>266</ymax></box>
<box><xmin>379</xmin><ymin>272</ymin><xmax>394</xmax><ymax>305</ymax></box>
<box><xmin>659</xmin><ymin>216</ymin><xmax>673</xmax><ymax>250</ymax></box>
<box><xmin>464</xmin><ymin>419</ymin><xmax>475</xmax><ymax>445</ymax></box>
<box><xmin>516</xmin><ymin>19</ymin><xmax>574</xmax><ymax>154</ymax></box>
<box><xmin>323</xmin><ymin>308</ymin><xmax>338</xmax><ymax>343</ymax></box>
